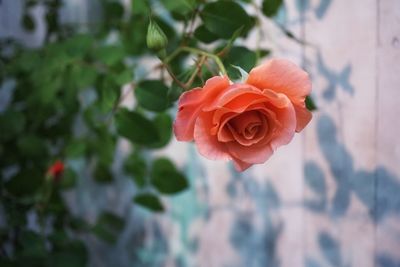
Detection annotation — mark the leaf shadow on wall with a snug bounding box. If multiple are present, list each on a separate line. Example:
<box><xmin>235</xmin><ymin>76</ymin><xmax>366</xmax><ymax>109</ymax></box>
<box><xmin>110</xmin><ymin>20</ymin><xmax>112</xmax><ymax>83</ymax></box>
<box><xmin>227</xmin><ymin>172</ymin><xmax>283</xmax><ymax>267</ymax></box>
<box><xmin>304</xmin><ymin>231</ymin><xmax>348</xmax><ymax>267</ymax></box>
<box><xmin>303</xmin><ymin>114</ymin><xmax>400</xmax><ymax>267</ymax></box>
<box><xmin>314</xmin><ymin>52</ymin><xmax>354</xmax><ymax>102</ymax></box>
<box><xmin>307</xmin><ymin>114</ymin><xmax>400</xmax><ymax>222</ymax></box>
<box><xmin>295</xmin><ymin>0</ymin><xmax>333</xmax><ymax>19</ymax></box>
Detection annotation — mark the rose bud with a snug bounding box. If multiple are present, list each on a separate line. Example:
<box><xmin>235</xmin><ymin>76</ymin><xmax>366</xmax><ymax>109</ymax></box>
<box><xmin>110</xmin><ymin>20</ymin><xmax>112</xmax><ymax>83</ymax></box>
<box><xmin>47</xmin><ymin>160</ymin><xmax>65</xmax><ymax>182</ymax></box>
<box><xmin>146</xmin><ymin>20</ymin><xmax>168</xmax><ymax>52</ymax></box>
<box><xmin>173</xmin><ymin>59</ymin><xmax>312</xmax><ymax>171</ymax></box>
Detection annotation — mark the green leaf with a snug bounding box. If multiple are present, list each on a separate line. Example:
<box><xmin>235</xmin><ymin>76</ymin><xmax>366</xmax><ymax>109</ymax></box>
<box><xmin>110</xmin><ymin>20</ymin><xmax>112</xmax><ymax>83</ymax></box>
<box><xmin>12</xmin><ymin>50</ymin><xmax>40</xmax><ymax>73</ymax></box>
<box><xmin>230</xmin><ymin>65</ymin><xmax>249</xmax><ymax>81</ymax></box>
<box><xmin>262</xmin><ymin>0</ymin><xmax>283</xmax><ymax>17</ymax></box>
<box><xmin>135</xmin><ymin>80</ymin><xmax>171</xmax><ymax>112</ymax></box>
<box><xmin>222</xmin><ymin>46</ymin><xmax>257</xmax><ymax>79</ymax></box>
<box><xmin>0</xmin><ymin>110</ymin><xmax>26</xmax><ymax>142</ymax></box>
<box><xmin>124</xmin><ymin>152</ymin><xmax>147</xmax><ymax>187</ymax></box>
<box><xmin>5</xmin><ymin>168</ymin><xmax>43</xmax><ymax>197</ymax></box>
<box><xmin>97</xmin><ymin>212</ymin><xmax>125</xmax><ymax>231</ymax></box>
<box><xmin>151</xmin><ymin>158</ymin><xmax>188</xmax><ymax>194</ymax></box>
<box><xmin>121</xmin><ymin>15</ymin><xmax>147</xmax><ymax>55</ymax></box>
<box><xmin>46</xmin><ymin>240</ymin><xmax>88</xmax><ymax>267</ymax></box>
<box><xmin>149</xmin><ymin>113</ymin><xmax>172</xmax><ymax>149</ymax></box>
<box><xmin>114</xmin><ymin>69</ymin><xmax>133</xmax><ymax>86</ymax></box>
<box><xmin>98</xmin><ymin>83</ymin><xmax>118</xmax><ymax>113</ymax></box>
<box><xmin>69</xmin><ymin>217</ymin><xmax>91</xmax><ymax>232</ymax></box>
<box><xmin>160</xmin><ymin>0</ymin><xmax>195</xmax><ymax>16</ymax></box>
<box><xmin>59</xmin><ymin>168</ymin><xmax>77</xmax><ymax>190</ymax></box>
<box><xmin>115</xmin><ymin>108</ymin><xmax>160</xmax><ymax>145</ymax></box>
<box><xmin>94</xmin><ymin>45</ymin><xmax>125</xmax><ymax>66</ymax></box>
<box><xmin>63</xmin><ymin>34</ymin><xmax>93</xmax><ymax>58</ymax></box>
<box><xmin>217</xmin><ymin>26</ymin><xmax>245</xmax><ymax>55</ymax></box>
<box><xmin>93</xmin><ymin>162</ymin><xmax>113</xmax><ymax>183</ymax></box>
<box><xmin>17</xmin><ymin>134</ymin><xmax>47</xmax><ymax>158</ymax></box>
<box><xmin>132</xmin><ymin>0</ymin><xmax>150</xmax><ymax>15</ymax></box>
<box><xmin>22</xmin><ymin>13</ymin><xmax>35</xmax><ymax>31</ymax></box>
<box><xmin>167</xmin><ymin>83</ymin><xmax>183</xmax><ymax>103</ymax></box>
<box><xmin>194</xmin><ymin>25</ymin><xmax>219</xmax><ymax>44</ymax></box>
<box><xmin>70</xmin><ymin>64</ymin><xmax>98</xmax><ymax>89</ymax></box>
<box><xmin>107</xmin><ymin>2</ymin><xmax>124</xmax><ymax>17</ymax></box>
<box><xmin>200</xmin><ymin>0</ymin><xmax>252</xmax><ymax>39</ymax></box>
<box><xmin>258</xmin><ymin>49</ymin><xmax>271</xmax><ymax>58</ymax></box>
<box><xmin>92</xmin><ymin>212</ymin><xmax>125</xmax><ymax>244</ymax></box>
<box><xmin>305</xmin><ymin>95</ymin><xmax>317</xmax><ymax>111</ymax></box>
<box><xmin>134</xmin><ymin>193</ymin><xmax>164</xmax><ymax>212</ymax></box>
<box><xmin>18</xmin><ymin>230</ymin><xmax>46</xmax><ymax>258</ymax></box>
<box><xmin>92</xmin><ymin>224</ymin><xmax>116</xmax><ymax>244</ymax></box>
<box><xmin>93</xmin><ymin>126</ymin><xmax>116</xmax><ymax>165</ymax></box>
<box><xmin>65</xmin><ymin>139</ymin><xmax>87</xmax><ymax>158</ymax></box>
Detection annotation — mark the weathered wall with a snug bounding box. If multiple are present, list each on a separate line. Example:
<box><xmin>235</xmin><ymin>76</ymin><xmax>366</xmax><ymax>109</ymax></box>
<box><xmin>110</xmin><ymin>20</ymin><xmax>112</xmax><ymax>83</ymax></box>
<box><xmin>1</xmin><ymin>0</ymin><xmax>399</xmax><ymax>266</ymax></box>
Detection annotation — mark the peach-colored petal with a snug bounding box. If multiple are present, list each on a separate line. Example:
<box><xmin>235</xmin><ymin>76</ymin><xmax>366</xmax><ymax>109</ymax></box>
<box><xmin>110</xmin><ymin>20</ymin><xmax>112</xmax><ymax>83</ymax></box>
<box><xmin>217</xmin><ymin>124</ymin><xmax>234</xmax><ymax>142</ymax></box>
<box><xmin>259</xmin><ymin>102</ymin><xmax>297</xmax><ymax>150</ymax></box>
<box><xmin>204</xmin><ymin>84</ymin><xmax>260</xmax><ymax>111</ymax></box>
<box><xmin>246</xmin><ymin>59</ymin><xmax>312</xmax><ymax>132</ymax></box>
<box><xmin>173</xmin><ymin>88</ymin><xmax>202</xmax><ymax>141</ymax></box>
<box><xmin>232</xmin><ymin>157</ymin><xmax>253</xmax><ymax>172</ymax></box>
<box><xmin>174</xmin><ymin>76</ymin><xmax>230</xmax><ymax>141</ymax></box>
<box><xmin>294</xmin><ymin>104</ymin><xmax>312</xmax><ymax>132</ymax></box>
<box><xmin>193</xmin><ymin>112</ymin><xmax>231</xmax><ymax>161</ymax></box>
<box><xmin>227</xmin><ymin>140</ymin><xmax>274</xmax><ymax>164</ymax></box>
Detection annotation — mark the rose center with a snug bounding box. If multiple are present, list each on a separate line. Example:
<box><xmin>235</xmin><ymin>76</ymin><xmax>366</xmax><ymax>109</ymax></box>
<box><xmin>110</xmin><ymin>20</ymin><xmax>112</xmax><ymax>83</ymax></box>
<box><xmin>228</xmin><ymin>111</ymin><xmax>267</xmax><ymax>140</ymax></box>
<box><xmin>243</xmin><ymin>123</ymin><xmax>261</xmax><ymax>139</ymax></box>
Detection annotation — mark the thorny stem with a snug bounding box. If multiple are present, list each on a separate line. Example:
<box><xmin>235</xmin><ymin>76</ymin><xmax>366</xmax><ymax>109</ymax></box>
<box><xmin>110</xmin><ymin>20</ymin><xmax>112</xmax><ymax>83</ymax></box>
<box><xmin>203</xmin><ymin>60</ymin><xmax>218</xmax><ymax>76</ymax></box>
<box><xmin>185</xmin><ymin>55</ymin><xmax>206</xmax><ymax>87</ymax></box>
<box><xmin>182</xmin><ymin>47</ymin><xmax>227</xmax><ymax>75</ymax></box>
<box><xmin>181</xmin><ymin>7</ymin><xmax>200</xmax><ymax>46</ymax></box>
<box><xmin>163</xmin><ymin>46</ymin><xmax>226</xmax><ymax>75</ymax></box>
<box><xmin>164</xmin><ymin>46</ymin><xmax>227</xmax><ymax>76</ymax></box>
<box><xmin>164</xmin><ymin>64</ymin><xmax>188</xmax><ymax>90</ymax></box>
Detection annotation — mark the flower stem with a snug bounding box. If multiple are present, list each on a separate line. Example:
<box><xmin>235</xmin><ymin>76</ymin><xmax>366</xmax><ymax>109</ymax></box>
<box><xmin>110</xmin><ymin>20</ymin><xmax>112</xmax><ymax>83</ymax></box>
<box><xmin>163</xmin><ymin>46</ymin><xmax>227</xmax><ymax>76</ymax></box>
<box><xmin>181</xmin><ymin>47</ymin><xmax>227</xmax><ymax>75</ymax></box>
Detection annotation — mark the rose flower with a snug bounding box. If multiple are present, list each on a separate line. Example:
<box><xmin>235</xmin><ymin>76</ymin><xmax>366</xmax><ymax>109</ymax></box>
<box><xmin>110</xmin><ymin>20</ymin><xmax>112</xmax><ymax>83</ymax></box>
<box><xmin>173</xmin><ymin>59</ymin><xmax>312</xmax><ymax>171</ymax></box>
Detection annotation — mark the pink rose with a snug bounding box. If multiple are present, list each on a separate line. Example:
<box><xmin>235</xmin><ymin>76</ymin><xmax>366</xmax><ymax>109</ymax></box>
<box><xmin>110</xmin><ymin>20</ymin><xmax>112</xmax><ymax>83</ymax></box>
<box><xmin>173</xmin><ymin>59</ymin><xmax>312</xmax><ymax>171</ymax></box>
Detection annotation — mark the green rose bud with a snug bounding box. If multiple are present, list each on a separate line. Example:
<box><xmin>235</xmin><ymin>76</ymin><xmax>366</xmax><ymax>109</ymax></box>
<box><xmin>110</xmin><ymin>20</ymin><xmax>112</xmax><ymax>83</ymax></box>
<box><xmin>146</xmin><ymin>20</ymin><xmax>168</xmax><ymax>51</ymax></box>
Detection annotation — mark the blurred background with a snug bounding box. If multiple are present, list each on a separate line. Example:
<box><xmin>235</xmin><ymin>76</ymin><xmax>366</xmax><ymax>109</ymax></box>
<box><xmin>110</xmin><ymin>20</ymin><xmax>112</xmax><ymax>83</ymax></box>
<box><xmin>1</xmin><ymin>0</ymin><xmax>400</xmax><ymax>267</ymax></box>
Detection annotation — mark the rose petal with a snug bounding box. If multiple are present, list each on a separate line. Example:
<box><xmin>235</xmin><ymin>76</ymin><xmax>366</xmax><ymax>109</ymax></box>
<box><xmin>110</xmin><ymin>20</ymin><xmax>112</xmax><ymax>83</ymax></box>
<box><xmin>294</xmin><ymin>104</ymin><xmax>312</xmax><ymax>132</ymax></box>
<box><xmin>258</xmin><ymin>102</ymin><xmax>297</xmax><ymax>150</ymax></box>
<box><xmin>193</xmin><ymin>112</ymin><xmax>231</xmax><ymax>161</ymax></box>
<box><xmin>232</xmin><ymin>157</ymin><xmax>253</xmax><ymax>172</ymax></box>
<box><xmin>227</xmin><ymin>140</ymin><xmax>274</xmax><ymax>164</ymax></box>
<box><xmin>217</xmin><ymin>124</ymin><xmax>234</xmax><ymax>142</ymax></box>
<box><xmin>204</xmin><ymin>84</ymin><xmax>265</xmax><ymax>111</ymax></box>
<box><xmin>246</xmin><ymin>59</ymin><xmax>312</xmax><ymax>132</ymax></box>
<box><xmin>174</xmin><ymin>76</ymin><xmax>230</xmax><ymax>141</ymax></box>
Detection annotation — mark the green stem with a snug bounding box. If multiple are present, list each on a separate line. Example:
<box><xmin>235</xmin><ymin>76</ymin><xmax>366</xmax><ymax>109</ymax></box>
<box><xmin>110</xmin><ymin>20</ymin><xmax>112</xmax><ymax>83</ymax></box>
<box><xmin>181</xmin><ymin>47</ymin><xmax>227</xmax><ymax>75</ymax></box>
<box><xmin>163</xmin><ymin>46</ymin><xmax>227</xmax><ymax>76</ymax></box>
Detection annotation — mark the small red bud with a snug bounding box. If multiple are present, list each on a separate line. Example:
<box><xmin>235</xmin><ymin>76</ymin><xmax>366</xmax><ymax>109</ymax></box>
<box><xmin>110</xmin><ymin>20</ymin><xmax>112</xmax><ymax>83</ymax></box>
<box><xmin>47</xmin><ymin>160</ymin><xmax>65</xmax><ymax>182</ymax></box>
